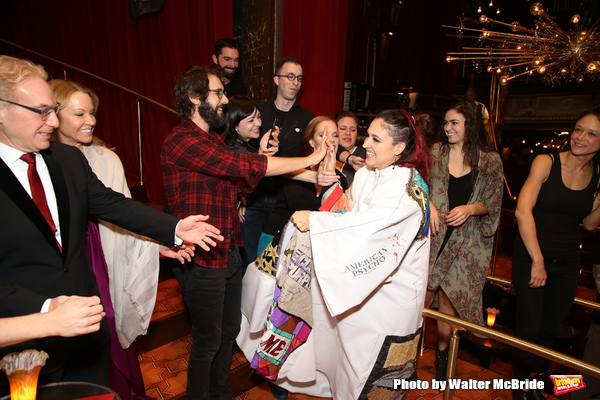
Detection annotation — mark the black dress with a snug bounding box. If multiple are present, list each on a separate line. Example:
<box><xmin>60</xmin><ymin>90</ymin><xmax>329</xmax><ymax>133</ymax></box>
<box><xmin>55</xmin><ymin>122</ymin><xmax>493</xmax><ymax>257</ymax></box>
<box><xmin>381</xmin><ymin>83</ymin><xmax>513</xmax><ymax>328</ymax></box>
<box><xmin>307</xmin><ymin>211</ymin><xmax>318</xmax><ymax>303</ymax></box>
<box><xmin>512</xmin><ymin>153</ymin><xmax>599</xmax><ymax>379</ymax></box>
<box><xmin>436</xmin><ymin>172</ymin><xmax>473</xmax><ymax>259</ymax></box>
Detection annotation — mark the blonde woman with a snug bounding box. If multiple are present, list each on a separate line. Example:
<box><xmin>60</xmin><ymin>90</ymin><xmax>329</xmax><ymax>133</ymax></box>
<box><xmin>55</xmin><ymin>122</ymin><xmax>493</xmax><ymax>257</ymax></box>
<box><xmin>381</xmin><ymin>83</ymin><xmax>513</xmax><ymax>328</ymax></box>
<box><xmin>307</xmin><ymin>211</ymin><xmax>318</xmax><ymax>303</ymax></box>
<box><xmin>50</xmin><ymin>79</ymin><xmax>190</xmax><ymax>400</ymax></box>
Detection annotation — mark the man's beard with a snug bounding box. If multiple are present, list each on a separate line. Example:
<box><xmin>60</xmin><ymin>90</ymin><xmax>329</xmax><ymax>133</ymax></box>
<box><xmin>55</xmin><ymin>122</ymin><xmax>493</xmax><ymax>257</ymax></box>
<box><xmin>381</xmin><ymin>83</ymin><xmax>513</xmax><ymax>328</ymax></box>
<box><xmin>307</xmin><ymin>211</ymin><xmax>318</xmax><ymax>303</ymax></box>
<box><xmin>199</xmin><ymin>102</ymin><xmax>225</xmax><ymax>130</ymax></box>
<box><xmin>220</xmin><ymin>66</ymin><xmax>237</xmax><ymax>80</ymax></box>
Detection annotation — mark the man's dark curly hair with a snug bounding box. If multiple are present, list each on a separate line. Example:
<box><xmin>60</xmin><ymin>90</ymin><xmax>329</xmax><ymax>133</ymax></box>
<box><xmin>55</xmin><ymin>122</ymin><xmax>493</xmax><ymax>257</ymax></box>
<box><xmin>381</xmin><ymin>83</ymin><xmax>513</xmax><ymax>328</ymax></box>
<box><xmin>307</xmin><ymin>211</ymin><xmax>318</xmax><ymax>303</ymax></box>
<box><xmin>174</xmin><ymin>65</ymin><xmax>223</xmax><ymax>119</ymax></box>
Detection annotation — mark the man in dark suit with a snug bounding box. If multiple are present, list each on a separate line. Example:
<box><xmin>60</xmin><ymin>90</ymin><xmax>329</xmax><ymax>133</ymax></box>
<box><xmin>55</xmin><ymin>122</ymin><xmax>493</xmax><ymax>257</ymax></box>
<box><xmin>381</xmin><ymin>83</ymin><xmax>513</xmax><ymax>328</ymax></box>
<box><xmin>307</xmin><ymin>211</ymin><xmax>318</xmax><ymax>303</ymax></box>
<box><xmin>0</xmin><ymin>55</ymin><xmax>223</xmax><ymax>395</ymax></box>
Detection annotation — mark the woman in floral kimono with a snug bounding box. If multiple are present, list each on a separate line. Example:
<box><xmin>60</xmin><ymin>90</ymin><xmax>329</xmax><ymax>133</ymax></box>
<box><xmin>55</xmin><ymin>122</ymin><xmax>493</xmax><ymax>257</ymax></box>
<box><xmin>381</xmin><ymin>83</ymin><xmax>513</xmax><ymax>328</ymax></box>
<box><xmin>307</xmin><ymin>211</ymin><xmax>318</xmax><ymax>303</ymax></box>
<box><xmin>425</xmin><ymin>100</ymin><xmax>504</xmax><ymax>380</ymax></box>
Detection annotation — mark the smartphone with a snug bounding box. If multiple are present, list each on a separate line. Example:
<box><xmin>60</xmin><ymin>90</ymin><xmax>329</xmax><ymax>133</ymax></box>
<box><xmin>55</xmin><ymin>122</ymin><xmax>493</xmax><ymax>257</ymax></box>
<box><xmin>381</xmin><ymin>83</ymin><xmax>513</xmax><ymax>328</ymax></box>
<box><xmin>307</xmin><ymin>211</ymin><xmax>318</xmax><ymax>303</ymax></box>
<box><xmin>267</xmin><ymin>116</ymin><xmax>279</xmax><ymax>149</ymax></box>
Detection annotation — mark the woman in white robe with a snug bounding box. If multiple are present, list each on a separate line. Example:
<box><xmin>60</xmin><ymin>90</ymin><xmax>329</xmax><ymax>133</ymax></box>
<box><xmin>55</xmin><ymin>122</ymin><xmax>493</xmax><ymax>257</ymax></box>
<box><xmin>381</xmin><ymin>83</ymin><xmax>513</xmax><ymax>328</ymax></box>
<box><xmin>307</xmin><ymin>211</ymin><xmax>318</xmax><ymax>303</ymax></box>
<box><xmin>238</xmin><ymin>110</ymin><xmax>432</xmax><ymax>399</ymax></box>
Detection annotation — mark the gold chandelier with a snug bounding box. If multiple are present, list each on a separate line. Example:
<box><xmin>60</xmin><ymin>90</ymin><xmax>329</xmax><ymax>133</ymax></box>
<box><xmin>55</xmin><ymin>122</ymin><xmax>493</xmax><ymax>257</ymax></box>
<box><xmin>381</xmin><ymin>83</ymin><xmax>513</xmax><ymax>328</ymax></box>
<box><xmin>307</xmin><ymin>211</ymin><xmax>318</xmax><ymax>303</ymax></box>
<box><xmin>445</xmin><ymin>2</ymin><xmax>600</xmax><ymax>85</ymax></box>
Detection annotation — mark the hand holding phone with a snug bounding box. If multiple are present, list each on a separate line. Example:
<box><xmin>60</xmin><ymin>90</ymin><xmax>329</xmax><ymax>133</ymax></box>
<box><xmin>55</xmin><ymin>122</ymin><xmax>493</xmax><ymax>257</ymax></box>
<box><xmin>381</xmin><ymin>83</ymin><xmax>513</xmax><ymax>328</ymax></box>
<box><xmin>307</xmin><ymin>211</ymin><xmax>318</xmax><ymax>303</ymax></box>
<box><xmin>267</xmin><ymin>116</ymin><xmax>279</xmax><ymax>149</ymax></box>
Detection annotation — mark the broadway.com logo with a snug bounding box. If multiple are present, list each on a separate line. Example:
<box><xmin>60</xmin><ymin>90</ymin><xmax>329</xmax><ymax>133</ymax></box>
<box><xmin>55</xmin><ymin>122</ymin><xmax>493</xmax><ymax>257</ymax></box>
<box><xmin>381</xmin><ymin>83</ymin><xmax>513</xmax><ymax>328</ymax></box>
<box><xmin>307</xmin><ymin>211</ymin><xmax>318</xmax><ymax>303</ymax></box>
<box><xmin>551</xmin><ymin>375</ymin><xmax>586</xmax><ymax>395</ymax></box>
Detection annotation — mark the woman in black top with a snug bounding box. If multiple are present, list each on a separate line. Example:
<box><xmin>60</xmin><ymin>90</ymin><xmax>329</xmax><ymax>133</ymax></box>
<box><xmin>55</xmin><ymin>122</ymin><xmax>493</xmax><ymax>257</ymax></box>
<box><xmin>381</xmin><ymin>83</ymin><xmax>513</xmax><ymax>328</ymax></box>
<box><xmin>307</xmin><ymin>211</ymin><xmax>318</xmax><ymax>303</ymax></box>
<box><xmin>512</xmin><ymin>108</ymin><xmax>600</xmax><ymax>400</ymax></box>
<box><xmin>224</xmin><ymin>95</ymin><xmax>276</xmax><ymax>156</ymax></box>
<box><xmin>223</xmin><ymin>98</ymin><xmax>339</xmax><ymax>270</ymax></box>
<box><xmin>426</xmin><ymin>101</ymin><xmax>504</xmax><ymax>381</ymax></box>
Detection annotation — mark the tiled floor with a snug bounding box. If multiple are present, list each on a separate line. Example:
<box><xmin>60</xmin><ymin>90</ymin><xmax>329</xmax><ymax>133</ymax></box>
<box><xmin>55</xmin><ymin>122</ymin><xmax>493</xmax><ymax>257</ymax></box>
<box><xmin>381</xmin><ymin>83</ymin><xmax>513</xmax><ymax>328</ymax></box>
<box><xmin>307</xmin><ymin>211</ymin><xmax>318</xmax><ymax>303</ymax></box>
<box><xmin>139</xmin><ymin>257</ymin><xmax>589</xmax><ymax>400</ymax></box>
<box><xmin>139</xmin><ymin>335</ymin><xmax>191</xmax><ymax>400</ymax></box>
<box><xmin>232</xmin><ymin>349</ymin><xmax>520</xmax><ymax>400</ymax></box>
<box><xmin>140</xmin><ymin>342</ymin><xmax>565</xmax><ymax>400</ymax></box>
<box><xmin>140</xmin><ymin>333</ymin><xmax>249</xmax><ymax>400</ymax></box>
<box><xmin>234</xmin><ymin>382</ymin><xmax>331</xmax><ymax>400</ymax></box>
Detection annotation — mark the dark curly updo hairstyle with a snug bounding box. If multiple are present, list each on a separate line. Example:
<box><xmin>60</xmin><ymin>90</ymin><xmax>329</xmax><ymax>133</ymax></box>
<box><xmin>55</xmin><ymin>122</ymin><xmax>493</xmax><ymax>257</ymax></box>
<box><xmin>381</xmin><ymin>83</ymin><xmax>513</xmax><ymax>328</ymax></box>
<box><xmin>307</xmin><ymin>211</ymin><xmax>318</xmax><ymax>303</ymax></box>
<box><xmin>376</xmin><ymin>109</ymin><xmax>432</xmax><ymax>183</ymax></box>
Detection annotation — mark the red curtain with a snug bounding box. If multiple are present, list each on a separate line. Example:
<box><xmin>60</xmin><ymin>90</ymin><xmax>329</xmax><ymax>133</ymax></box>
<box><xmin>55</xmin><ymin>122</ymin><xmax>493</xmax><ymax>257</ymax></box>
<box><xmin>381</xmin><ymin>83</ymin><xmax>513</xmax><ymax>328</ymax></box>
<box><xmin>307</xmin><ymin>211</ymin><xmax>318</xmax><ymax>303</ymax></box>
<box><xmin>0</xmin><ymin>0</ymin><xmax>233</xmax><ymax>203</ymax></box>
<box><xmin>282</xmin><ymin>0</ymin><xmax>349</xmax><ymax>117</ymax></box>
<box><xmin>0</xmin><ymin>1</ymin><xmax>349</xmax><ymax>202</ymax></box>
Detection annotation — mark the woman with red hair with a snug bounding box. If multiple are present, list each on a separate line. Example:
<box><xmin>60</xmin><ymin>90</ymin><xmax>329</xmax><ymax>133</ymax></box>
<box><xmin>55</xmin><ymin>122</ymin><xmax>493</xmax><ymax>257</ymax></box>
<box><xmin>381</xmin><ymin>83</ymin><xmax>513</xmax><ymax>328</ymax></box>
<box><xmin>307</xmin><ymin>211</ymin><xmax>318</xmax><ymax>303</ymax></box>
<box><xmin>239</xmin><ymin>109</ymin><xmax>432</xmax><ymax>400</ymax></box>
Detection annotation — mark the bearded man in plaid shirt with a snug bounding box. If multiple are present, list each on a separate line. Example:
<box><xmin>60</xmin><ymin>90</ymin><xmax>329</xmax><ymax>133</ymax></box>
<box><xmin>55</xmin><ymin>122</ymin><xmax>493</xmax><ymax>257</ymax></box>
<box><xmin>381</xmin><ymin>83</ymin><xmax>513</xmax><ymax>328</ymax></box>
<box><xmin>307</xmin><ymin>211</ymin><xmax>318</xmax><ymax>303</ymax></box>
<box><xmin>161</xmin><ymin>66</ymin><xmax>328</xmax><ymax>400</ymax></box>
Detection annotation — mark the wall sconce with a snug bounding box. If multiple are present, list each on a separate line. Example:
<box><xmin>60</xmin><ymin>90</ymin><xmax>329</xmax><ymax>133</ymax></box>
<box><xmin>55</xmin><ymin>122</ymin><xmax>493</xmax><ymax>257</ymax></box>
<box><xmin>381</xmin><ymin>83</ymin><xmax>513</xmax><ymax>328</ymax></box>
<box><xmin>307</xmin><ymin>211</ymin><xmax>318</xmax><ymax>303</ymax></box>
<box><xmin>0</xmin><ymin>350</ymin><xmax>48</xmax><ymax>400</ymax></box>
<box><xmin>486</xmin><ymin>307</ymin><xmax>500</xmax><ymax>327</ymax></box>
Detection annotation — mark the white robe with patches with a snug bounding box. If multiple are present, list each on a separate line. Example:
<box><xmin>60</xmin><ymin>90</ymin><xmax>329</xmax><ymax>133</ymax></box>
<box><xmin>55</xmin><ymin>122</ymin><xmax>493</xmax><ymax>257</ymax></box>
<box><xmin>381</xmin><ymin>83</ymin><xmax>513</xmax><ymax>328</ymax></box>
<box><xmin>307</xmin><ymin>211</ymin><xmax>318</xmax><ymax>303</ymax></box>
<box><xmin>238</xmin><ymin>165</ymin><xmax>429</xmax><ymax>399</ymax></box>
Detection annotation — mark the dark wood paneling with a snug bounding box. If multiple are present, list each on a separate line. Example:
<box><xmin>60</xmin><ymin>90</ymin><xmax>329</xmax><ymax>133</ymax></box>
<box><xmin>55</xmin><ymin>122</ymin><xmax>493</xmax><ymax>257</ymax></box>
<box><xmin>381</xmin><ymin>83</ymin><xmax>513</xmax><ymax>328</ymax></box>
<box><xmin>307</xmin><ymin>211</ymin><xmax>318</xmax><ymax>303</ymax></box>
<box><xmin>243</xmin><ymin>0</ymin><xmax>278</xmax><ymax>101</ymax></box>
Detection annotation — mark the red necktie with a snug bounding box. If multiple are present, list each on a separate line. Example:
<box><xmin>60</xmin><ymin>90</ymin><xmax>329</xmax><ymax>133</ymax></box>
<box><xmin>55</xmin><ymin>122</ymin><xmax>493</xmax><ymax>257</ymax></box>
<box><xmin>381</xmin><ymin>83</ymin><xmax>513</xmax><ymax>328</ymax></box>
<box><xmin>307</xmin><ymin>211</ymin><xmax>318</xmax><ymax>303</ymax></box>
<box><xmin>20</xmin><ymin>153</ymin><xmax>58</xmax><ymax>236</ymax></box>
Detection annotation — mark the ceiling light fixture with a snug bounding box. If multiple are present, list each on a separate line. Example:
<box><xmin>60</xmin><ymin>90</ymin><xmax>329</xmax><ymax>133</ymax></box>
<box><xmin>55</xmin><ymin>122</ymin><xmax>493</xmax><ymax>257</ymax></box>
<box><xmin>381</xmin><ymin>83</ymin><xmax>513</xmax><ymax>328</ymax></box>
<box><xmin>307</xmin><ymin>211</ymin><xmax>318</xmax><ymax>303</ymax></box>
<box><xmin>444</xmin><ymin>2</ymin><xmax>600</xmax><ymax>85</ymax></box>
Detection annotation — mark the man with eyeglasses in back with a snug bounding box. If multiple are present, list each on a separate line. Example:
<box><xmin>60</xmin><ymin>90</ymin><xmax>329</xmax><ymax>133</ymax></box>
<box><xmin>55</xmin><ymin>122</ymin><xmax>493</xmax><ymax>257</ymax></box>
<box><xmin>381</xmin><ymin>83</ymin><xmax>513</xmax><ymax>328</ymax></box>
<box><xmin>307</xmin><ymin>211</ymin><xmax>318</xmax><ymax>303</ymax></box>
<box><xmin>259</xmin><ymin>57</ymin><xmax>314</xmax><ymax>157</ymax></box>
<box><xmin>236</xmin><ymin>57</ymin><xmax>316</xmax><ymax>276</ymax></box>
<box><xmin>161</xmin><ymin>65</ymin><xmax>328</xmax><ymax>400</ymax></box>
<box><xmin>0</xmin><ymin>55</ymin><xmax>224</xmax><ymax>396</ymax></box>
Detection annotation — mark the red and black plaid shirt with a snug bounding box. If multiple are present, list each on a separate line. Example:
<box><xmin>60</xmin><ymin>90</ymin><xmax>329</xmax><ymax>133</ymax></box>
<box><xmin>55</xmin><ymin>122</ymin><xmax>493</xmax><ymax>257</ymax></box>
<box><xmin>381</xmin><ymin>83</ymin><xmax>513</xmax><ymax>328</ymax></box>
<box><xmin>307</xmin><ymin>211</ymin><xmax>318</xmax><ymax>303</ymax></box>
<box><xmin>161</xmin><ymin>119</ymin><xmax>268</xmax><ymax>268</ymax></box>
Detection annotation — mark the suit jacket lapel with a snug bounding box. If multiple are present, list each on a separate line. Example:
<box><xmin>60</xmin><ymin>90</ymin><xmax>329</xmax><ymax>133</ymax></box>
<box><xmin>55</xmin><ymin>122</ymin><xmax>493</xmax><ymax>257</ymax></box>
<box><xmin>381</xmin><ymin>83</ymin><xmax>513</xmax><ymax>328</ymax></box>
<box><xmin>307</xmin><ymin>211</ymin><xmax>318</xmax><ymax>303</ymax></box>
<box><xmin>42</xmin><ymin>150</ymin><xmax>70</xmax><ymax>258</ymax></box>
<box><xmin>0</xmin><ymin>156</ymin><xmax>61</xmax><ymax>254</ymax></box>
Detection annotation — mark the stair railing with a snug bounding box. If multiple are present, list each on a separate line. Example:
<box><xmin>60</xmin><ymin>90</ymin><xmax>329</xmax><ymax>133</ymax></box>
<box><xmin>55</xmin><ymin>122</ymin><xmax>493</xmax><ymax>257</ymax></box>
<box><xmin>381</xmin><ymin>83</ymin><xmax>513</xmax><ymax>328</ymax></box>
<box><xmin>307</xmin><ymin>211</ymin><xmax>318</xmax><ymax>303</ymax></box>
<box><xmin>1</xmin><ymin>38</ymin><xmax>177</xmax><ymax>186</ymax></box>
<box><xmin>422</xmin><ymin>307</ymin><xmax>600</xmax><ymax>400</ymax></box>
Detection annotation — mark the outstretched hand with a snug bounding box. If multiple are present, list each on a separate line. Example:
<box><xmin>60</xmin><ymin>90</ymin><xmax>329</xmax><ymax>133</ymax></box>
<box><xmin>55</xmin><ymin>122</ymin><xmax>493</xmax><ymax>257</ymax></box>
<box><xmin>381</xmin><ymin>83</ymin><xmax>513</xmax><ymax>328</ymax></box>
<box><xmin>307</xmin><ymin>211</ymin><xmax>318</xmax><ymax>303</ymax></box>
<box><xmin>160</xmin><ymin>242</ymin><xmax>196</xmax><ymax>264</ymax></box>
<box><xmin>323</xmin><ymin>137</ymin><xmax>337</xmax><ymax>173</ymax></box>
<box><xmin>311</xmin><ymin>126</ymin><xmax>334</xmax><ymax>165</ymax></box>
<box><xmin>348</xmin><ymin>154</ymin><xmax>366</xmax><ymax>170</ymax></box>
<box><xmin>176</xmin><ymin>214</ymin><xmax>224</xmax><ymax>251</ymax></box>
<box><xmin>316</xmin><ymin>167</ymin><xmax>339</xmax><ymax>186</ymax></box>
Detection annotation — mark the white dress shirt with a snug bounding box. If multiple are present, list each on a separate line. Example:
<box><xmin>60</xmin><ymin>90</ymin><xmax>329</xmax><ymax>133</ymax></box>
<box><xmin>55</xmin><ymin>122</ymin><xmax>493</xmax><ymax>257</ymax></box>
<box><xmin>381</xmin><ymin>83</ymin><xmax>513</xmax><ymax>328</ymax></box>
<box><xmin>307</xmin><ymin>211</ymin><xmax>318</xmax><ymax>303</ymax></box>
<box><xmin>0</xmin><ymin>142</ymin><xmax>62</xmax><ymax>313</ymax></box>
<box><xmin>0</xmin><ymin>142</ymin><xmax>62</xmax><ymax>245</ymax></box>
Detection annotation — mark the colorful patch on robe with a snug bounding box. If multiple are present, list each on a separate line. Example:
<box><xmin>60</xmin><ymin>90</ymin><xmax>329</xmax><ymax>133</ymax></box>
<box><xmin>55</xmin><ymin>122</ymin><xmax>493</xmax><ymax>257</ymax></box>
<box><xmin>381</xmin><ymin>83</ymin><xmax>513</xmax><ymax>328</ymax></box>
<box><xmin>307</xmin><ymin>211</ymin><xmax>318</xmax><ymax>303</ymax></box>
<box><xmin>251</xmin><ymin>230</ymin><xmax>314</xmax><ymax>380</ymax></box>
<box><xmin>255</xmin><ymin>239</ymin><xmax>279</xmax><ymax>277</ymax></box>
<box><xmin>319</xmin><ymin>183</ymin><xmax>344</xmax><ymax>212</ymax></box>
<box><xmin>408</xmin><ymin>169</ymin><xmax>429</xmax><ymax>239</ymax></box>
<box><xmin>321</xmin><ymin>182</ymin><xmax>354</xmax><ymax>214</ymax></box>
<box><xmin>358</xmin><ymin>329</ymin><xmax>422</xmax><ymax>400</ymax></box>
<box><xmin>252</xmin><ymin>184</ymin><xmax>353</xmax><ymax>380</ymax></box>
<box><xmin>250</xmin><ymin>287</ymin><xmax>312</xmax><ymax>380</ymax></box>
